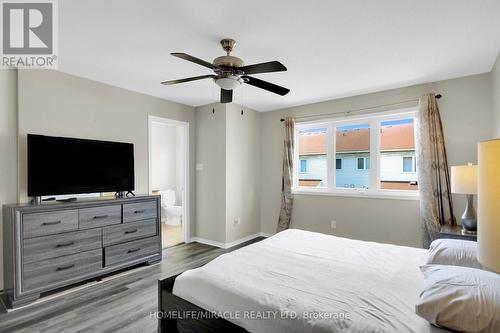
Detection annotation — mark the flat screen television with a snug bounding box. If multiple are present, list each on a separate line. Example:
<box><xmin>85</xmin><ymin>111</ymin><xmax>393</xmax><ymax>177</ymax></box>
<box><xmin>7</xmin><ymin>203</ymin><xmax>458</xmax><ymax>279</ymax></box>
<box><xmin>27</xmin><ymin>134</ymin><xmax>135</xmax><ymax>196</ymax></box>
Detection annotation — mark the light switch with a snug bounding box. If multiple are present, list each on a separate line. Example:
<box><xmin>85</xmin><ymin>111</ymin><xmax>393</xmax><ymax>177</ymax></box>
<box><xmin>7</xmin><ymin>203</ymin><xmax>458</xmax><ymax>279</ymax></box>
<box><xmin>196</xmin><ymin>163</ymin><xmax>204</xmax><ymax>171</ymax></box>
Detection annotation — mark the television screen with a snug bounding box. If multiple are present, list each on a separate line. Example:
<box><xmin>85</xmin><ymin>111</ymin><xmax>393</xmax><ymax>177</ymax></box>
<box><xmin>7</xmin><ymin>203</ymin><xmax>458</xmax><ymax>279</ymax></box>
<box><xmin>27</xmin><ymin>134</ymin><xmax>135</xmax><ymax>196</ymax></box>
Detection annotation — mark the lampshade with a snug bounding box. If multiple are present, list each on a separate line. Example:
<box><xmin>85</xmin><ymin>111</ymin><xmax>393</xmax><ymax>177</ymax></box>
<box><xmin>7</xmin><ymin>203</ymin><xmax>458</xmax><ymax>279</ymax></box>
<box><xmin>215</xmin><ymin>76</ymin><xmax>241</xmax><ymax>90</ymax></box>
<box><xmin>478</xmin><ymin>139</ymin><xmax>500</xmax><ymax>272</ymax></box>
<box><xmin>450</xmin><ymin>165</ymin><xmax>477</xmax><ymax>194</ymax></box>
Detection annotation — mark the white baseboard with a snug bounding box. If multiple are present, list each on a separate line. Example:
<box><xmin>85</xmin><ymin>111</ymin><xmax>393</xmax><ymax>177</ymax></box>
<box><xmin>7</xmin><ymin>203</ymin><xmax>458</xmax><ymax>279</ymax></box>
<box><xmin>188</xmin><ymin>237</ymin><xmax>226</xmax><ymax>248</ymax></box>
<box><xmin>224</xmin><ymin>232</ymin><xmax>271</xmax><ymax>249</ymax></box>
<box><xmin>189</xmin><ymin>232</ymin><xmax>272</xmax><ymax>249</ymax></box>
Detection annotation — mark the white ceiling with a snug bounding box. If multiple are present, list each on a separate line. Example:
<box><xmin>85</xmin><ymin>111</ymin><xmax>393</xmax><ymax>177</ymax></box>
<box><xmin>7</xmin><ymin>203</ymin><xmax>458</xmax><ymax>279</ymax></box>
<box><xmin>59</xmin><ymin>0</ymin><xmax>500</xmax><ymax>112</ymax></box>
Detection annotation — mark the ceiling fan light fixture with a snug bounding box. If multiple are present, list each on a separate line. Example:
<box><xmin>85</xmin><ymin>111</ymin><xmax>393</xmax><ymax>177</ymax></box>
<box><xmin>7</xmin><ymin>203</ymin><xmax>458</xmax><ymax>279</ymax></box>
<box><xmin>163</xmin><ymin>39</ymin><xmax>290</xmax><ymax>104</ymax></box>
<box><xmin>215</xmin><ymin>75</ymin><xmax>242</xmax><ymax>90</ymax></box>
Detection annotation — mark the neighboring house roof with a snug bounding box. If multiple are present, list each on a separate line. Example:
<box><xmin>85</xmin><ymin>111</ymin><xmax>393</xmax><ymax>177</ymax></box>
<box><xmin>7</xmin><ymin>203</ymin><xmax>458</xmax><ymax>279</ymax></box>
<box><xmin>299</xmin><ymin>124</ymin><xmax>414</xmax><ymax>154</ymax></box>
<box><xmin>336</xmin><ymin>128</ymin><xmax>370</xmax><ymax>152</ymax></box>
<box><xmin>379</xmin><ymin>124</ymin><xmax>415</xmax><ymax>150</ymax></box>
<box><xmin>299</xmin><ymin>131</ymin><xmax>328</xmax><ymax>155</ymax></box>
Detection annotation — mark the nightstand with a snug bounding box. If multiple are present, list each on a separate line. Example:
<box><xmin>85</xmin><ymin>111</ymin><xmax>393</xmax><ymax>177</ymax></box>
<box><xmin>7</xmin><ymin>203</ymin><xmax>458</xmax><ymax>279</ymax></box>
<box><xmin>439</xmin><ymin>225</ymin><xmax>477</xmax><ymax>241</ymax></box>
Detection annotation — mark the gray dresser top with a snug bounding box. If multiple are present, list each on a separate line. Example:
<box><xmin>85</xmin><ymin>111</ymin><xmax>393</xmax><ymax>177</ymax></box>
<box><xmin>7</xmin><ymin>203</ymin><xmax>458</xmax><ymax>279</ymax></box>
<box><xmin>3</xmin><ymin>195</ymin><xmax>160</xmax><ymax>213</ymax></box>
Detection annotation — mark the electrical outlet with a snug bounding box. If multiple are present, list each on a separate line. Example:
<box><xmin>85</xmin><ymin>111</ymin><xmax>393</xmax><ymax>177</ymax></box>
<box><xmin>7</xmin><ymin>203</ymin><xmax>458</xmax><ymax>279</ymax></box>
<box><xmin>234</xmin><ymin>217</ymin><xmax>241</xmax><ymax>226</ymax></box>
<box><xmin>330</xmin><ymin>220</ymin><xmax>337</xmax><ymax>229</ymax></box>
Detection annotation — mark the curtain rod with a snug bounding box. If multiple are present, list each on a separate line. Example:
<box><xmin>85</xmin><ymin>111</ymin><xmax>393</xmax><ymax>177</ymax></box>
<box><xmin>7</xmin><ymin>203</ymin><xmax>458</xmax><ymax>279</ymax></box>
<box><xmin>279</xmin><ymin>93</ymin><xmax>442</xmax><ymax>122</ymax></box>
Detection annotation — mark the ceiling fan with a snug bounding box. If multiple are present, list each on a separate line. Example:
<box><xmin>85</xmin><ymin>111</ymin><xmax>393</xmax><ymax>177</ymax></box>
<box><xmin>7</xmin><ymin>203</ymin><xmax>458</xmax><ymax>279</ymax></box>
<box><xmin>161</xmin><ymin>39</ymin><xmax>290</xmax><ymax>104</ymax></box>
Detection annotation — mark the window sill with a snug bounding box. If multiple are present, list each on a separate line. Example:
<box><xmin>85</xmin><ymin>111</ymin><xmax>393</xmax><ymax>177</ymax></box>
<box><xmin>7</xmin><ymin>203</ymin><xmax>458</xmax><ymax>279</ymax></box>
<box><xmin>292</xmin><ymin>189</ymin><xmax>420</xmax><ymax>201</ymax></box>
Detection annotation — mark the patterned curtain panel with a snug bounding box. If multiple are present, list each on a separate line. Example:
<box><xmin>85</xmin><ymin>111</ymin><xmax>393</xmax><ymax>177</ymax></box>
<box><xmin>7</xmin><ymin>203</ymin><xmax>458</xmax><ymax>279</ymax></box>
<box><xmin>416</xmin><ymin>93</ymin><xmax>456</xmax><ymax>248</ymax></box>
<box><xmin>277</xmin><ymin>117</ymin><xmax>295</xmax><ymax>232</ymax></box>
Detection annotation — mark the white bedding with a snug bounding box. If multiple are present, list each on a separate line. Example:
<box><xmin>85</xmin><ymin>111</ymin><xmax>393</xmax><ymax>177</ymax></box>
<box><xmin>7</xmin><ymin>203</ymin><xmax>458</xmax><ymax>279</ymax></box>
<box><xmin>173</xmin><ymin>229</ymin><xmax>448</xmax><ymax>333</ymax></box>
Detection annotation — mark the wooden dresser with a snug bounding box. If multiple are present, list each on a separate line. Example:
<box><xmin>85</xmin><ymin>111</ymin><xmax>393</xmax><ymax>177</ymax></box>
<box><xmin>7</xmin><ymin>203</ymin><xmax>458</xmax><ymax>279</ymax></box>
<box><xmin>2</xmin><ymin>195</ymin><xmax>161</xmax><ymax>308</ymax></box>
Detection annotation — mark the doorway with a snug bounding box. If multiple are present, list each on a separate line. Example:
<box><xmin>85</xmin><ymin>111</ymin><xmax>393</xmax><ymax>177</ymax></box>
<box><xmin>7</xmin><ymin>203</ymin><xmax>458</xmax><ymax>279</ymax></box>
<box><xmin>148</xmin><ymin>116</ymin><xmax>189</xmax><ymax>248</ymax></box>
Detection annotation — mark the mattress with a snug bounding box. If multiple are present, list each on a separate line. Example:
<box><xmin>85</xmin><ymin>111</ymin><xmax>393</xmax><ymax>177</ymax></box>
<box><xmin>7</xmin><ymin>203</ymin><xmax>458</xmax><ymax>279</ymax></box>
<box><xmin>173</xmin><ymin>229</ymin><xmax>448</xmax><ymax>333</ymax></box>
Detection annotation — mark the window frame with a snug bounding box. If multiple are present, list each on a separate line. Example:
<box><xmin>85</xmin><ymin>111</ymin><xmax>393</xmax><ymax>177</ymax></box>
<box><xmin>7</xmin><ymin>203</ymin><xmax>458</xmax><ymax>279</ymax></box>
<box><xmin>293</xmin><ymin>108</ymin><xmax>419</xmax><ymax>200</ymax></box>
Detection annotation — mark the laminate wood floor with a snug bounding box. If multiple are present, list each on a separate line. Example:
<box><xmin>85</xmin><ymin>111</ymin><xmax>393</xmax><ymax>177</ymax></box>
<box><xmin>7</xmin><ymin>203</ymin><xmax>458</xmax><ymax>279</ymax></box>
<box><xmin>0</xmin><ymin>238</ymin><xmax>263</xmax><ymax>333</ymax></box>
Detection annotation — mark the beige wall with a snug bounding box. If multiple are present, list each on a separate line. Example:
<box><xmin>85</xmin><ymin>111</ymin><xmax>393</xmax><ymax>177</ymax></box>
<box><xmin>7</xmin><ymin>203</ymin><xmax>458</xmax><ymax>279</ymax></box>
<box><xmin>195</xmin><ymin>103</ymin><xmax>227</xmax><ymax>242</ymax></box>
<box><xmin>0</xmin><ymin>70</ymin><xmax>18</xmax><ymax>291</ymax></box>
<box><xmin>261</xmin><ymin>73</ymin><xmax>493</xmax><ymax>247</ymax></box>
<box><xmin>492</xmin><ymin>53</ymin><xmax>500</xmax><ymax>136</ymax></box>
<box><xmin>195</xmin><ymin>103</ymin><xmax>261</xmax><ymax>244</ymax></box>
<box><xmin>16</xmin><ymin>70</ymin><xmax>197</xmax><ymax>237</ymax></box>
<box><xmin>226</xmin><ymin>104</ymin><xmax>261</xmax><ymax>243</ymax></box>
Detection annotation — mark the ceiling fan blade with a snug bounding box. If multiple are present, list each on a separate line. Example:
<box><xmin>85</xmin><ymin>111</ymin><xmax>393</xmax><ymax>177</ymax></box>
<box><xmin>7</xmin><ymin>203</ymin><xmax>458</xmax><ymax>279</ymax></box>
<box><xmin>243</xmin><ymin>76</ymin><xmax>290</xmax><ymax>96</ymax></box>
<box><xmin>221</xmin><ymin>89</ymin><xmax>233</xmax><ymax>103</ymax></box>
<box><xmin>239</xmin><ymin>61</ymin><xmax>287</xmax><ymax>75</ymax></box>
<box><xmin>171</xmin><ymin>53</ymin><xmax>219</xmax><ymax>70</ymax></box>
<box><xmin>161</xmin><ymin>75</ymin><xmax>215</xmax><ymax>85</ymax></box>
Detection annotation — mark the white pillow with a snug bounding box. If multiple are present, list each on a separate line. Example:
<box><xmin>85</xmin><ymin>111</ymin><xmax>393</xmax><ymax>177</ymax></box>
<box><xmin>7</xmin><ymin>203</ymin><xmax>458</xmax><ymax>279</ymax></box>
<box><xmin>416</xmin><ymin>265</ymin><xmax>500</xmax><ymax>333</ymax></box>
<box><xmin>427</xmin><ymin>238</ymin><xmax>483</xmax><ymax>269</ymax></box>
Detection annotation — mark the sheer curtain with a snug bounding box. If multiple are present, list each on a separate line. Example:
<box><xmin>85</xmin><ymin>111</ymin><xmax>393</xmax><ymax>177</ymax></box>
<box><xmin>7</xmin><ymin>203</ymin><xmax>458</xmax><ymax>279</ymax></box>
<box><xmin>277</xmin><ymin>117</ymin><xmax>295</xmax><ymax>232</ymax></box>
<box><xmin>416</xmin><ymin>93</ymin><xmax>456</xmax><ymax>248</ymax></box>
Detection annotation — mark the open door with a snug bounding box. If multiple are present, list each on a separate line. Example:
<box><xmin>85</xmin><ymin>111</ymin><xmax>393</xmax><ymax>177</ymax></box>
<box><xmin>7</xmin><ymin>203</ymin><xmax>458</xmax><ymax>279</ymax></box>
<box><xmin>148</xmin><ymin>116</ymin><xmax>189</xmax><ymax>248</ymax></box>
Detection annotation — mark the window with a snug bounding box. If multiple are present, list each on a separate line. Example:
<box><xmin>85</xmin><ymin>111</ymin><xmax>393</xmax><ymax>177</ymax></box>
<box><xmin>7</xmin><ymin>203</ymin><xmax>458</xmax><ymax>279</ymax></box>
<box><xmin>403</xmin><ymin>157</ymin><xmax>414</xmax><ymax>172</ymax></box>
<box><xmin>336</xmin><ymin>158</ymin><xmax>342</xmax><ymax>170</ymax></box>
<box><xmin>357</xmin><ymin>158</ymin><xmax>364</xmax><ymax>169</ymax></box>
<box><xmin>300</xmin><ymin>159</ymin><xmax>308</xmax><ymax>173</ymax></box>
<box><xmin>380</xmin><ymin>118</ymin><xmax>418</xmax><ymax>191</ymax></box>
<box><xmin>357</xmin><ymin>157</ymin><xmax>370</xmax><ymax>170</ymax></box>
<box><xmin>336</xmin><ymin>123</ymin><xmax>370</xmax><ymax>189</ymax></box>
<box><xmin>294</xmin><ymin>109</ymin><xmax>418</xmax><ymax>197</ymax></box>
<box><xmin>297</xmin><ymin>127</ymin><xmax>328</xmax><ymax>188</ymax></box>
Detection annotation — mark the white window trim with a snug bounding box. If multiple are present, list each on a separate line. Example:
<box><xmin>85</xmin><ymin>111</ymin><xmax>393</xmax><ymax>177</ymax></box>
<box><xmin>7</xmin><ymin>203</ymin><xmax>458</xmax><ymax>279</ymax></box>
<box><xmin>293</xmin><ymin>107</ymin><xmax>419</xmax><ymax>200</ymax></box>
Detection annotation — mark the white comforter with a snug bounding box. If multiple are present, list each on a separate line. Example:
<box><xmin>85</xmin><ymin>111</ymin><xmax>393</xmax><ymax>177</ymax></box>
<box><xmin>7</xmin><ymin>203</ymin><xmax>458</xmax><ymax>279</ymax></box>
<box><xmin>173</xmin><ymin>229</ymin><xmax>447</xmax><ymax>333</ymax></box>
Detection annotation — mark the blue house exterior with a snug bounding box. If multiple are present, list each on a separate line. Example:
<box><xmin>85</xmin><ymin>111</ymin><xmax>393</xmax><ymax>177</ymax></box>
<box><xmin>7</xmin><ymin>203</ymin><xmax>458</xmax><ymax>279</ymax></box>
<box><xmin>298</xmin><ymin>121</ymin><xmax>417</xmax><ymax>190</ymax></box>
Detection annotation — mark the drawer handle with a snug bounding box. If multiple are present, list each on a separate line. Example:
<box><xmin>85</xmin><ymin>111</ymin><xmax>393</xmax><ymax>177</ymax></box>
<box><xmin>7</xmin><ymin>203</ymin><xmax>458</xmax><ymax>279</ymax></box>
<box><xmin>42</xmin><ymin>220</ymin><xmax>61</xmax><ymax>226</ymax></box>
<box><xmin>56</xmin><ymin>264</ymin><xmax>75</xmax><ymax>271</ymax></box>
<box><xmin>56</xmin><ymin>241</ymin><xmax>75</xmax><ymax>248</ymax></box>
<box><xmin>133</xmin><ymin>210</ymin><xmax>145</xmax><ymax>214</ymax></box>
<box><xmin>93</xmin><ymin>214</ymin><xmax>109</xmax><ymax>219</ymax></box>
<box><xmin>127</xmin><ymin>248</ymin><xmax>141</xmax><ymax>253</ymax></box>
<box><xmin>124</xmin><ymin>229</ymin><xmax>138</xmax><ymax>234</ymax></box>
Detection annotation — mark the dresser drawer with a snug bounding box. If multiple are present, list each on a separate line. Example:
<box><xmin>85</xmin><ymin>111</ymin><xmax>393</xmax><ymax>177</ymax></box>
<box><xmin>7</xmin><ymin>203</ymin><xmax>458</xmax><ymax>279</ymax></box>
<box><xmin>102</xmin><ymin>219</ymin><xmax>156</xmax><ymax>246</ymax></box>
<box><xmin>23</xmin><ymin>249</ymin><xmax>102</xmax><ymax>292</ymax></box>
<box><xmin>22</xmin><ymin>210</ymin><xmax>78</xmax><ymax>239</ymax></box>
<box><xmin>23</xmin><ymin>229</ymin><xmax>102</xmax><ymax>264</ymax></box>
<box><xmin>79</xmin><ymin>205</ymin><xmax>122</xmax><ymax>229</ymax></box>
<box><xmin>123</xmin><ymin>201</ymin><xmax>157</xmax><ymax>223</ymax></box>
<box><xmin>104</xmin><ymin>236</ymin><xmax>160</xmax><ymax>267</ymax></box>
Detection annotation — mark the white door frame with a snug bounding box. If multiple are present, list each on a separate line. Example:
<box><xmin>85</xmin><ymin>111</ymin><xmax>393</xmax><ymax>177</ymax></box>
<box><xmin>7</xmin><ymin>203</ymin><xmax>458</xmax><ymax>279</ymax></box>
<box><xmin>148</xmin><ymin>115</ymin><xmax>190</xmax><ymax>244</ymax></box>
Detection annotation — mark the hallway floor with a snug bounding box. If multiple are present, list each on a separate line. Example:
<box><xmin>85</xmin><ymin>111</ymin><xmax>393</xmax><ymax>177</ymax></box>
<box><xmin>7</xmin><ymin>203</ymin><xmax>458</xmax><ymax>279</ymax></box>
<box><xmin>162</xmin><ymin>223</ymin><xmax>183</xmax><ymax>248</ymax></box>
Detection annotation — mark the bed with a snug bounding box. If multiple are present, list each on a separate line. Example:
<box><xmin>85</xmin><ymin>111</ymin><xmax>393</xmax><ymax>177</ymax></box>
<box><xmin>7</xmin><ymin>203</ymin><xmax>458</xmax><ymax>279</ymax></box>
<box><xmin>158</xmin><ymin>229</ymin><xmax>449</xmax><ymax>332</ymax></box>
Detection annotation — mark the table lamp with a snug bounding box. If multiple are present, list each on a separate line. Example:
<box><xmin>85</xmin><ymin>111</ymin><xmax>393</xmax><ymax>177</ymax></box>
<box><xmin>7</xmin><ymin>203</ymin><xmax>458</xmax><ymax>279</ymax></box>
<box><xmin>450</xmin><ymin>164</ymin><xmax>477</xmax><ymax>234</ymax></box>
<box><xmin>478</xmin><ymin>139</ymin><xmax>500</xmax><ymax>273</ymax></box>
